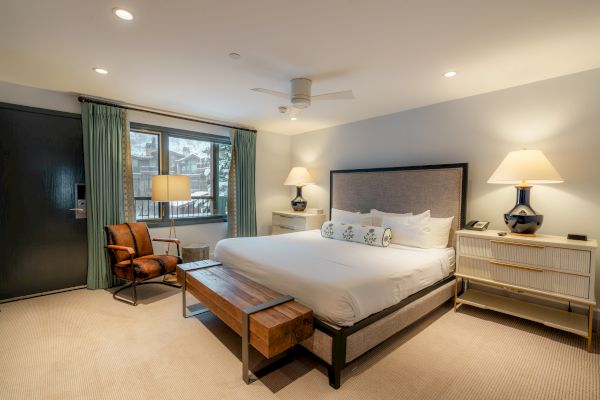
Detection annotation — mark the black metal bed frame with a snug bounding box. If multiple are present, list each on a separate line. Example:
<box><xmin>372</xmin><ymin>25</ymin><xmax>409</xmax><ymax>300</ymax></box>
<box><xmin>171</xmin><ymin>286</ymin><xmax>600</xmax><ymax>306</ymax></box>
<box><xmin>313</xmin><ymin>274</ymin><xmax>456</xmax><ymax>388</ymax></box>
<box><xmin>318</xmin><ymin>163</ymin><xmax>468</xmax><ymax>388</ymax></box>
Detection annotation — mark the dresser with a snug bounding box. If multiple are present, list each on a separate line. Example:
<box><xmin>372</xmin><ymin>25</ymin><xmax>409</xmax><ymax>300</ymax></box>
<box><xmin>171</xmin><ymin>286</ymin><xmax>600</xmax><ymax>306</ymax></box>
<box><xmin>454</xmin><ymin>229</ymin><xmax>597</xmax><ymax>351</ymax></box>
<box><xmin>271</xmin><ymin>211</ymin><xmax>326</xmax><ymax>235</ymax></box>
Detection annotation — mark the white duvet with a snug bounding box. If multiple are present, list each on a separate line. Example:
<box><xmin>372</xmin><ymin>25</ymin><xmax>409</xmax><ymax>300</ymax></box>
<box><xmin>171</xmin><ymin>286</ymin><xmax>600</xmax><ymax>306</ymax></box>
<box><xmin>214</xmin><ymin>230</ymin><xmax>454</xmax><ymax>326</ymax></box>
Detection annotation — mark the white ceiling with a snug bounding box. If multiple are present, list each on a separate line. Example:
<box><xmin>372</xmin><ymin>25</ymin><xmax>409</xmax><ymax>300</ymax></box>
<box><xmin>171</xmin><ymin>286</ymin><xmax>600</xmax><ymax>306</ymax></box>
<box><xmin>1</xmin><ymin>1</ymin><xmax>599</xmax><ymax>135</ymax></box>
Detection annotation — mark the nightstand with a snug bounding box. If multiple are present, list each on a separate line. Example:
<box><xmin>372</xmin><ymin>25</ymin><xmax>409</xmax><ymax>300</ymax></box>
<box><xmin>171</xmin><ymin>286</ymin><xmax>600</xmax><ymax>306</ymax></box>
<box><xmin>454</xmin><ymin>229</ymin><xmax>597</xmax><ymax>351</ymax></box>
<box><xmin>271</xmin><ymin>211</ymin><xmax>326</xmax><ymax>235</ymax></box>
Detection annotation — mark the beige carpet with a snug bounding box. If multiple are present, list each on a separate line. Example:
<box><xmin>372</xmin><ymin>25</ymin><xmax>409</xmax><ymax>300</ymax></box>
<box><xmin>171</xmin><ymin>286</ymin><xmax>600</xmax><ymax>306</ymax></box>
<box><xmin>0</xmin><ymin>284</ymin><xmax>598</xmax><ymax>400</ymax></box>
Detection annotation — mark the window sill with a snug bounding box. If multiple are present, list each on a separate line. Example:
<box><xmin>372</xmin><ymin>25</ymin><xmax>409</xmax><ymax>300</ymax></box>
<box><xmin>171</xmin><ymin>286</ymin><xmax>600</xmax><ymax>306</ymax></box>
<box><xmin>143</xmin><ymin>216</ymin><xmax>227</xmax><ymax>228</ymax></box>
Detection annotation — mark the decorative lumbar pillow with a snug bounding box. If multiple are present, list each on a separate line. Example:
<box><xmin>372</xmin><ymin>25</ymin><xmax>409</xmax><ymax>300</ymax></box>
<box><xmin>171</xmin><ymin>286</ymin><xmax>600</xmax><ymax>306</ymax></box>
<box><xmin>381</xmin><ymin>210</ymin><xmax>431</xmax><ymax>248</ymax></box>
<box><xmin>331</xmin><ymin>208</ymin><xmax>372</xmax><ymax>226</ymax></box>
<box><xmin>427</xmin><ymin>216</ymin><xmax>455</xmax><ymax>248</ymax></box>
<box><xmin>370</xmin><ymin>209</ymin><xmax>413</xmax><ymax>227</ymax></box>
<box><xmin>321</xmin><ymin>221</ymin><xmax>392</xmax><ymax>247</ymax></box>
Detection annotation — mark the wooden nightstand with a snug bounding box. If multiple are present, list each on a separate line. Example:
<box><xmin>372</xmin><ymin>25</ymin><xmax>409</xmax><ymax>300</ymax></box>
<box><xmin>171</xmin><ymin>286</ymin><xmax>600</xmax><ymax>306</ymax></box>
<box><xmin>454</xmin><ymin>229</ymin><xmax>597</xmax><ymax>351</ymax></box>
<box><xmin>271</xmin><ymin>211</ymin><xmax>326</xmax><ymax>235</ymax></box>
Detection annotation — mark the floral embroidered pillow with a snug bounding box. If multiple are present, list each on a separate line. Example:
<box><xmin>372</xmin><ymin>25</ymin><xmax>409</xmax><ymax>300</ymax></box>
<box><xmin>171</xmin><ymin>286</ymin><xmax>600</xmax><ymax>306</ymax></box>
<box><xmin>320</xmin><ymin>221</ymin><xmax>392</xmax><ymax>247</ymax></box>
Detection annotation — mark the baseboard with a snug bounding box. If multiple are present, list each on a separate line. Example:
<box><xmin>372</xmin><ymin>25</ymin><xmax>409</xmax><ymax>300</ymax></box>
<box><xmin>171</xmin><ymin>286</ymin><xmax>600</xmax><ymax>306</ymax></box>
<box><xmin>0</xmin><ymin>285</ymin><xmax>87</xmax><ymax>304</ymax></box>
<box><xmin>468</xmin><ymin>282</ymin><xmax>599</xmax><ymax>331</ymax></box>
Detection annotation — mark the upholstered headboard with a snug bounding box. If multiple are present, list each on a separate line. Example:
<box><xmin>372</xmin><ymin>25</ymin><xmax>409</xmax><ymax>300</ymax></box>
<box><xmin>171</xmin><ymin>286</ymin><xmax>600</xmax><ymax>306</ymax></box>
<box><xmin>330</xmin><ymin>164</ymin><xmax>468</xmax><ymax>247</ymax></box>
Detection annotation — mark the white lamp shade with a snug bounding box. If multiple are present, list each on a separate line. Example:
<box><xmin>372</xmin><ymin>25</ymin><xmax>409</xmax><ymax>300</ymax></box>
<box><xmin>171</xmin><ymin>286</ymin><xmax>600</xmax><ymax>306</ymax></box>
<box><xmin>488</xmin><ymin>149</ymin><xmax>564</xmax><ymax>185</ymax></box>
<box><xmin>151</xmin><ymin>175</ymin><xmax>191</xmax><ymax>201</ymax></box>
<box><xmin>284</xmin><ymin>167</ymin><xmax>314</xmax><ymax>187</ymax></box>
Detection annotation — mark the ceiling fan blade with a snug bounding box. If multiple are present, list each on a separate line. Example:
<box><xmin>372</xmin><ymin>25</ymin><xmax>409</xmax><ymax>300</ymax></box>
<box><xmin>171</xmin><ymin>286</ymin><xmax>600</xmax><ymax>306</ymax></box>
<box><xmin>311</xmin><ymin>90</ymin><xmax>354</xmax><ymax>101</ymax></box>
<box><xmin>289</xmin><ymin>107</ymin><xmax>302</xmax><ymax>119</ymax></box>
<box><xmin>251</xmin><ymin>88</ymin><xmax>290</xmax><ymax>99</ymax></box>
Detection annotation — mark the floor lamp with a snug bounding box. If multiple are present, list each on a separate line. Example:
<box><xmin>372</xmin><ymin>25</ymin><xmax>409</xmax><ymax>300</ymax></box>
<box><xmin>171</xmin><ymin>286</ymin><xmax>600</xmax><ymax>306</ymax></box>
<box><xmin>151</xmin><ymin>175</ymin><xmax>191</xmax><ymax>254</ymax></box>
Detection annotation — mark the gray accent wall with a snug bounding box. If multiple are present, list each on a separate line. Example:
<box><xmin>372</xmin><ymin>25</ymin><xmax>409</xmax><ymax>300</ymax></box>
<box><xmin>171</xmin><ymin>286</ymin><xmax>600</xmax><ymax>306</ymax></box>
<box><xmin>291</xmin><ymin>68</ymin><xmax>600</xmax><ymax>306</ymax></box>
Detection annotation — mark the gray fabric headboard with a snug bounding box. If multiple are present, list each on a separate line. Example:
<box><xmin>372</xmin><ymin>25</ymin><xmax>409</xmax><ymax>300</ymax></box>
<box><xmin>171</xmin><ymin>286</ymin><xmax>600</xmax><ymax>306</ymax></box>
<box><xmin>330</xmin><ymin>164</ymin><xmax>468</xmax><ymax>247</ymax></box>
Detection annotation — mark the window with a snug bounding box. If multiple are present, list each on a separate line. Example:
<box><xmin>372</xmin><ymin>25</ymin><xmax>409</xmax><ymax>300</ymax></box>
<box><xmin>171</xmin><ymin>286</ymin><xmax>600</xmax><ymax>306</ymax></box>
<box><xmin>129</xmin><ymin>123</ymin><xmax>231</xmax><ymax>225</ymax></box>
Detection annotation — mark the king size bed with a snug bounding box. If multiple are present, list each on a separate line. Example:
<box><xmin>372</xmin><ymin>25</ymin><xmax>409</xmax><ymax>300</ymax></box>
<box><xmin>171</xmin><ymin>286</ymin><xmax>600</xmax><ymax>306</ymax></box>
<box><xmin>215</xmin><ymin>163</ymin><xmax>468</xmax><ymax>388</ymax></box>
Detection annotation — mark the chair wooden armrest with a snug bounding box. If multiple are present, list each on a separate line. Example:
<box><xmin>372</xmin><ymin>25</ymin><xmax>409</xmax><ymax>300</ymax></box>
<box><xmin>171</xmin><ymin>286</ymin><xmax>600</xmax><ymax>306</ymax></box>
<box><xmin>106</xmin><ymin>244</ymin><xmax>136</xmax><ymax>255</ymax></box>
<box><xmin>152</xmin><ymin>238</ymin><xmax>181</xmax><ymax>245</ymax></box>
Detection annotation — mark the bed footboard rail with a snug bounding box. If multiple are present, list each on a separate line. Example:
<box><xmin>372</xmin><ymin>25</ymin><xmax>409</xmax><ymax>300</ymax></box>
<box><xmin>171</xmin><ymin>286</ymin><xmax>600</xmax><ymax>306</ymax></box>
<box><xmin>307</xmin><ymin>275</ymin><xmax>456</xmax><ymax>389</ymax></box>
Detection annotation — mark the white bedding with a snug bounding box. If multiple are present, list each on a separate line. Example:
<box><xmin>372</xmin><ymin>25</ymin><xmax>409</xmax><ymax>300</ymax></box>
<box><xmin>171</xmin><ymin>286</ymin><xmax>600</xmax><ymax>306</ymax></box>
<box><xmin>214</xmin><ymin>230</ymin><xmax>454</xmax><ymax>326</ymax></box>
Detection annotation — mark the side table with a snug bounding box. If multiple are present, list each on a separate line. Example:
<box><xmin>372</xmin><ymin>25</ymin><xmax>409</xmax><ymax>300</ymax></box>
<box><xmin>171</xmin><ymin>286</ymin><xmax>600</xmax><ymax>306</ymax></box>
<box><xmin>182</xmin><ymin>243</ymin><xmax>210</xmax><ymax>263</ymax></box>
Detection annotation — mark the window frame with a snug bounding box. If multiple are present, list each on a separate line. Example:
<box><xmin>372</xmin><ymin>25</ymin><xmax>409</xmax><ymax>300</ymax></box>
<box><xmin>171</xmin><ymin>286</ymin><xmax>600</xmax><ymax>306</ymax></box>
<box><xmin>130</xmin><ymin>122</ymin><xmax>231</xmax><ymax>227</ymax></box>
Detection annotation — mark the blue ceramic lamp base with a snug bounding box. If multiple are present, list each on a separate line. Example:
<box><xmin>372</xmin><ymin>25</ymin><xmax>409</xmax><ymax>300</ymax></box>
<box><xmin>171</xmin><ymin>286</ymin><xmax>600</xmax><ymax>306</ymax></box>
<box><xmin>291</xmin><ymin>186</ymin><xmax>307</xmax><ymax>212</ymax></box>
<box><xmin>504</xmin><ymin>185</ymin><xmax>543</xmax><ymax>235</ymax></box>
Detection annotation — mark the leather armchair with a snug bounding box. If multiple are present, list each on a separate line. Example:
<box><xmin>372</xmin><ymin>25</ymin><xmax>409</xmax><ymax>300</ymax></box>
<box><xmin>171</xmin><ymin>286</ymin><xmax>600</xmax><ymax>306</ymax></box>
<box><xmin>105</xmin><ymin>222</ymin><xmax>182</xmax><ymax>305</ymax></box>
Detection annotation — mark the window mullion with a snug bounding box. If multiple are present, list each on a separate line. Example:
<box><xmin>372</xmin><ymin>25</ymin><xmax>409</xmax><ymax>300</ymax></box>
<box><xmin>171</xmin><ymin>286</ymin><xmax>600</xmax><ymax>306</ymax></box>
<box><xmin>211</xmin><ymin>142</ymin><xmax>217</xmax><ymax>215</ymax></box>
<box><xmin>161</xmin><ymin>131</ymin><xmax>170</xmax><ymax>222</ymax></box>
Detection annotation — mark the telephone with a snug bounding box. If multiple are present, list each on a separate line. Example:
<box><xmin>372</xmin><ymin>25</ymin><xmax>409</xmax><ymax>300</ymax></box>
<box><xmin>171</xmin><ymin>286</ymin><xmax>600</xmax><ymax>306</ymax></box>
<box><xmin>465</xmin><ymin>220</ymin><xmax>489</xmax><ymax>231</ymax></box>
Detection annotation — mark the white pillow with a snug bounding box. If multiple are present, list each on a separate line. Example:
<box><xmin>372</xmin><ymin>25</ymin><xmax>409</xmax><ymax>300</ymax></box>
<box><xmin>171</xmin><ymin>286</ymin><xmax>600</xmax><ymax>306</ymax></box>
<box><xmin>427</xmin><ymin>216</ymin><xmax>455</xmax><ymax>248</ymax></box>
<box><xmin>381</xmin><ymin>210</ymin><xmax>431</xmax><ymax>248</ymax></box>
<box><xmin>331</xmin><ymin>208</ymin><xmax>372</xmax><ymax>225</ymax></box>
<box><xmin>370</xmin><ymin>209</ymin><xmax>412</xmax><ymax>227</ymax></box>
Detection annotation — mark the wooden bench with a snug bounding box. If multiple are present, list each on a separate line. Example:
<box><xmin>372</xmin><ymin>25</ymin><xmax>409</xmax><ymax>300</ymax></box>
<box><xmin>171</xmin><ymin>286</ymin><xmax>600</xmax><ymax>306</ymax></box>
<box><xmin>177</xmin><ymin>260</ymin><xmax>313</xmax><ymax>383</ymax></box>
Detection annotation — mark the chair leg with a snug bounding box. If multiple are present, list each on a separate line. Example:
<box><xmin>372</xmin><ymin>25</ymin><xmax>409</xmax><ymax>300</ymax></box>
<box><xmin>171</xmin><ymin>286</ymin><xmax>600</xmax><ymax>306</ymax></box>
<box><xmin>112</xmin><ymin>279</ymin><xmax>181</xmax><ymax>306</ymax></box>
<box><xmin>132</xmin><ymin>280</ymin><xmax>138</xmax><ymax>306</ymax></box>
<box><xmin>113</xmin><ymin>282</ymin><xmax>137</xmax><ymax>306</ymax></box>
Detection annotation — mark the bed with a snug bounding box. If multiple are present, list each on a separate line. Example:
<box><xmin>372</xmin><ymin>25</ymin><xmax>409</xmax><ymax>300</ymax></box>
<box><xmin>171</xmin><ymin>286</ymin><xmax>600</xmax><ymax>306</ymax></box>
<box><xmin>215</xmin><ymin>163</ymin><xmax>468</xmax><ymax>388</ymax></box>
<box><xmin>216</xmin><ymin>230</ymin><xmax>455</xmax><ymax>327</ymax></box>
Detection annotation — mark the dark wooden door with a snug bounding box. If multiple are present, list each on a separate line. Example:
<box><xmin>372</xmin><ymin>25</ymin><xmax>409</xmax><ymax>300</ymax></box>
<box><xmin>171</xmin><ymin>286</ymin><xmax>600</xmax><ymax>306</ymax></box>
<box><xmin>0</xmin><ymin>103</ymin><xmax>87</xmax><ymax>300</ymax></box>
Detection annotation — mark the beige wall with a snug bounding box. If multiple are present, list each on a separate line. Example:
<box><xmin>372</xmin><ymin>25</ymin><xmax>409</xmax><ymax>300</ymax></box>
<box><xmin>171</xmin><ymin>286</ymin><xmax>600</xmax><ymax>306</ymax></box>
<box><xmin>0</xmin><ymin>81</ymin><xmax>291</xmax><ymax>255</ymax></box>
<box><xmin>4</xmin><ymin>69</ymin><xmax>599</xmax><ymax>306</ymax></box>
<box><xmin>291</xmin><ymin>68</ymin><xmax>600</xmax><ymax>303</ymax></box>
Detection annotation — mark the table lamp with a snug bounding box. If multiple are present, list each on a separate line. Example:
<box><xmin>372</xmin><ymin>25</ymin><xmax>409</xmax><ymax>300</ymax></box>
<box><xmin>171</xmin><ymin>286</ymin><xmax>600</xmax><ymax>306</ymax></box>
<box><xmin>152</xmin><ymin>175</ymin><xmax>191</xmax><ymax>252</ymax></box>
<box><xmin>488</xmin><ymin>149</ymin><xmax>563</xmax><ymax>235</ymax></box>
<box><xmin>284</xmin><ymin>167</ymin><xmax>314</xmax><ymax>211</ymax></box>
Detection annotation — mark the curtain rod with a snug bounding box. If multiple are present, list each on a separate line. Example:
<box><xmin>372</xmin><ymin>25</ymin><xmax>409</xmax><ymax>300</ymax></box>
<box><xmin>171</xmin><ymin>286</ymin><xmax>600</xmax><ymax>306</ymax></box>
<box><xmin>77</xmin><ymin>96</ymin><xmax>257</xmax><ymax>133</ymax></box>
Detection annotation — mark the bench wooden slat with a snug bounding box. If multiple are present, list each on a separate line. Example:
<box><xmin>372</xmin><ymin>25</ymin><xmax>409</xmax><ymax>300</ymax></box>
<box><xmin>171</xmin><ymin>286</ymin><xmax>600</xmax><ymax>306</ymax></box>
<box><xmin>186</xmin><ymin>266</ymin><xmax>313</xmax><ymax>358</ymax></box>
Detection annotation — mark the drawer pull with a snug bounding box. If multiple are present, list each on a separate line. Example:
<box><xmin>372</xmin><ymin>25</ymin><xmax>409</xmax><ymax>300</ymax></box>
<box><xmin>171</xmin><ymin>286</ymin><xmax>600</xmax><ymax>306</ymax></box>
<box><xmin>490</xmin><ymin>260</ymin><xmax>544</xmax><ymax>272</ymax></box>
<box><xmin>490</xmin><ymin>240</ymin><xmax>544</xmax><ymax>249</ymax></box>
<box><xmin>279</xmin><ymin>215</ymin><xmax>299</xmax><ymax>219</ymax></box>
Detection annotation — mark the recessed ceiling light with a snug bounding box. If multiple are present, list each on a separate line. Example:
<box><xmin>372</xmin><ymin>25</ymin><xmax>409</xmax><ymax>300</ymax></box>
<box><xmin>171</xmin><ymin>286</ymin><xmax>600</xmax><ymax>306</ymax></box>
<box><xmin>290</xmin><ymin>117</ymin><xmax>297</xmax><ymax>121</ymax></box>
<box><xmin>229</xmin><ymin>52</ymin><xmax>241</xmax><ymax>60</ymax></box>
<box><xmin>113</xmin><ymin>8</ymin><xmax>134</xmax><ymax>21</ymax></box>
<box><xmin>444</xmin><ymin>71</ymin><xmax>457</xmax><ymax>78</ymax></box>
<box><xmin>93</xmin><ymin>67</ymin><xmax>108</xmax><ymax>75</ymax></box>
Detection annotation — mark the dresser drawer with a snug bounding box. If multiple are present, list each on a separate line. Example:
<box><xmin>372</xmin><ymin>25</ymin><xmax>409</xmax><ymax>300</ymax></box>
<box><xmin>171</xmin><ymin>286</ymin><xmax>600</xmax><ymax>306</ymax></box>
<box><xmin>272</xmin><ymin>225</ymin><xmax>300</xmax><ymax>235</ymax></box>
<box><xmin>459</xmin><ymin>257</ymin><xmax>590</xmax><ymax>299</ymax></box>
<box><xmin>459</xmin><ymin>237</ymin><xmax>591</xmax><ymax>274</ymax></box>
<box><xmin>272</xmin><ymin>214</ymin><xmax>306</xmax><ymax>230</ymax></box>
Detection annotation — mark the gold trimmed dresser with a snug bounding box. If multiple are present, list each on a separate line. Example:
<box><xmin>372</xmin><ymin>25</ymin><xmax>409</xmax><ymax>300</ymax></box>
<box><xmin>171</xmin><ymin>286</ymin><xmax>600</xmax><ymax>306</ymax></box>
<box><xmin>454</xmin><ymin>229</ymin><xmax>597</xmax><ymax>351</ymax></box>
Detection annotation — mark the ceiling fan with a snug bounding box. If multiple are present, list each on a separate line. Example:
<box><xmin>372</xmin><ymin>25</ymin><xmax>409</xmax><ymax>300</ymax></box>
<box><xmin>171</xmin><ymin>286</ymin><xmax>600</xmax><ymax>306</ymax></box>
<box><xmin>251</xmin><ymin>78</ymin><xmax>354</xmax><ymax>119</ymax></box>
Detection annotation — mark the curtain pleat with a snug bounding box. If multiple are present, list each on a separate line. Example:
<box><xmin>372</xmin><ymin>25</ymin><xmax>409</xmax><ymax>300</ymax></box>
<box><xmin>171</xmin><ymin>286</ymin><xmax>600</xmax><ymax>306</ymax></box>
<box><xmin>227</xmin><ymin>134</ymin><xmax>238</xmax><ymax>237</ymax></box>
<box><xmin>82</xmin><ymin>103</ymin><xmax>126</xmax><ymax>289</ymax></box>
<box><xmin>227</xmin><ymin>129</ymin><xmax>257</xmax><ymax>237</ymax></box>
<box><xmin>121</xmin><ymin>113</ymin><xmax>136</xmax><ymax>223</ymax></box>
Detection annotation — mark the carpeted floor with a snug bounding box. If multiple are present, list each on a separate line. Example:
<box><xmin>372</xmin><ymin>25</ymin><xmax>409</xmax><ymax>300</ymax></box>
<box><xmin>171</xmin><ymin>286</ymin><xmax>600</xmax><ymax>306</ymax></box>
<box><xmin>0</xmin><ymin>284</ymin><xmax>598</xmax><ymax>400</ymax></box>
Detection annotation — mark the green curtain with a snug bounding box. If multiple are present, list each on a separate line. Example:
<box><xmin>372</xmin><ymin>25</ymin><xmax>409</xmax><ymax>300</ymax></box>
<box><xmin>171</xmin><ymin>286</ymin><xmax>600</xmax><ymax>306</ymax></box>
<box><xmin>82</xmin><ymin>103</ymin><xmax>126</xmax><ymax>289</ymax></box>
<box><xmin>227</xmin><ymin>129</ymin><xmax>257</xmax><ymax>237</ymax></box>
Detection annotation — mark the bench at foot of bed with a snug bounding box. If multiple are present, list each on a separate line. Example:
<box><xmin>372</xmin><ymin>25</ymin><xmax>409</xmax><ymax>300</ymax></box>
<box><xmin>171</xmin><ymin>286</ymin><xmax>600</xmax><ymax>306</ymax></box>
<box><xmin>178</xmin><ymin>262</ymin><xmax>313</xmax><ymax>384</ymax></box>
